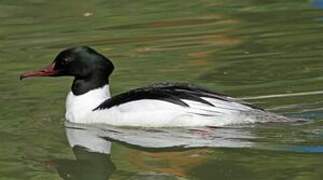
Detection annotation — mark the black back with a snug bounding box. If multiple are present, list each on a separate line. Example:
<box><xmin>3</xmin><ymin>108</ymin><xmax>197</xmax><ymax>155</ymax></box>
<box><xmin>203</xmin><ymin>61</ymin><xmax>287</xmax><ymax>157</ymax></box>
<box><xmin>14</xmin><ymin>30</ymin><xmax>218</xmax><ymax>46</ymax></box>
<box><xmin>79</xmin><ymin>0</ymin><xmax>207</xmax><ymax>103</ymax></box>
<box><xmin>93</xmin><ymin>82</ymin><xmax>264</xmax><ymax>111</ymax></box>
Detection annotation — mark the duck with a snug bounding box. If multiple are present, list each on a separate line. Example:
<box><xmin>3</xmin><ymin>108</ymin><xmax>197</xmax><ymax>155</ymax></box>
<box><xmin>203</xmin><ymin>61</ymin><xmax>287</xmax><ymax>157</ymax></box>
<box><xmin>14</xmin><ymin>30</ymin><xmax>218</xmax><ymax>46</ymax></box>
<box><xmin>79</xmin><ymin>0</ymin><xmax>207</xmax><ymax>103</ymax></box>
<box><xmin>20</xmin><ymin>46</ymin><xmax>291</xmax><ymax>127</ymax></box>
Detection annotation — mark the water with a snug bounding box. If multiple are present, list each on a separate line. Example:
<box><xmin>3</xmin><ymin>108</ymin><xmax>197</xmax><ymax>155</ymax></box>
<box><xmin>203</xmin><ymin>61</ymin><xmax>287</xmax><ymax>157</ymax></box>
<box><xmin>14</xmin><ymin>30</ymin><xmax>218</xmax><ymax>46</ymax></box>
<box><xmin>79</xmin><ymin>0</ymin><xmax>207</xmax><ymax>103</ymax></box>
<box><xmin>1</xmin><ymin>0</ymin><xmax>323</xmax><ymax>179</ymax></box>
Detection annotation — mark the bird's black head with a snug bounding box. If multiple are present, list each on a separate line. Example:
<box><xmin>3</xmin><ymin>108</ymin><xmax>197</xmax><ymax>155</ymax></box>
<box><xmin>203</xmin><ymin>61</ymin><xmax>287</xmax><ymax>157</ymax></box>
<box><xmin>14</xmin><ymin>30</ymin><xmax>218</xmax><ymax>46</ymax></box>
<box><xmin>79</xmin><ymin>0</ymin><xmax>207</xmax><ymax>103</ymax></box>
<box><xmin>21</xmin><ymin>46</ymin><xmax>114</xmax><ymax>95</ymax></box>
<box><xmin>52</xmin><ymin>46</ymin><xmax>114</xmax><ymax>79</ymax></box>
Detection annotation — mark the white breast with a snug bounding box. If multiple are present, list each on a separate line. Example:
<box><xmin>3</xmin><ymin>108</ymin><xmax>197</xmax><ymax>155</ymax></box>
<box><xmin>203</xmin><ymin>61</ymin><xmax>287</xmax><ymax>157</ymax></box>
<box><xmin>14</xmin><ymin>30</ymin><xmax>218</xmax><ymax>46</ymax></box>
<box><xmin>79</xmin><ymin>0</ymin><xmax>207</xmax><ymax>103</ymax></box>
<box><xmin>65</xmin><ymin>85</ymin><xmax>110</xmax><ymax>123</ymax></box>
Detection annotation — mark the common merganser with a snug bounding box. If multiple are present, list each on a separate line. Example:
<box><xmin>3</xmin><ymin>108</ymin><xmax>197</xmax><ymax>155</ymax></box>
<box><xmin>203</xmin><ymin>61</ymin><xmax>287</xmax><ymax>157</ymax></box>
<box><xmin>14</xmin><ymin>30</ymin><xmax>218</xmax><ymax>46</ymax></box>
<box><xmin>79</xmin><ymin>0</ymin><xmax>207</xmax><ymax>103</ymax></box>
<box><xmin>20</xmin><ymin>46</ymin><xmax>291</xmax><ymax>127</ymax></box>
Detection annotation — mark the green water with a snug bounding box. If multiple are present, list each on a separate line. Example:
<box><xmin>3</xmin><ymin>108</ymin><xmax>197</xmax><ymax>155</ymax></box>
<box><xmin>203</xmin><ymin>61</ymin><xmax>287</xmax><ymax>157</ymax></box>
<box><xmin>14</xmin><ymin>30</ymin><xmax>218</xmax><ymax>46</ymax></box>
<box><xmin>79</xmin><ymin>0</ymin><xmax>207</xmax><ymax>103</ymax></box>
<box><xmin>1</xmin><ymin>0</ymin><xmax>323</xmax><ymax>179</ymax></box>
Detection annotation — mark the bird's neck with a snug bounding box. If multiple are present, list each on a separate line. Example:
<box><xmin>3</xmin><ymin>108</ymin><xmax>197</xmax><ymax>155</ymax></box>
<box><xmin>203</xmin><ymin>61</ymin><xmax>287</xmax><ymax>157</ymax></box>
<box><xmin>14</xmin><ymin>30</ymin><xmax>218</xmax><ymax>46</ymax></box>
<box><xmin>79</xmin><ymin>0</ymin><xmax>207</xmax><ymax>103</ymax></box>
<box><xmin>71</xmin><ymin>75</ymin><xmax>109</xmax><ymax>95</ymax></box>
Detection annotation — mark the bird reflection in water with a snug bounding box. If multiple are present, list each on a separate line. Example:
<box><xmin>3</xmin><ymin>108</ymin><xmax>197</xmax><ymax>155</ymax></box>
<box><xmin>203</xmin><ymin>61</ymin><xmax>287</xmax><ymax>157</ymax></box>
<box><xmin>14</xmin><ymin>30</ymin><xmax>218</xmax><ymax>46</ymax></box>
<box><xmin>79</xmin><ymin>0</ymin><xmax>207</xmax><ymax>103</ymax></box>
<box><xmin>50</xmin><ymin>125</ymin><xmax>115</xmax><ymax>180</ymax></box>
<box><xmin>46</xmin><ymin>120</ymin><xmax>322</xmax><ymax>179</ymax></box>
<box><xmin>47</xmin><ymin>121</ymin><xmax>258</xmax><ymax>179</ymax></box>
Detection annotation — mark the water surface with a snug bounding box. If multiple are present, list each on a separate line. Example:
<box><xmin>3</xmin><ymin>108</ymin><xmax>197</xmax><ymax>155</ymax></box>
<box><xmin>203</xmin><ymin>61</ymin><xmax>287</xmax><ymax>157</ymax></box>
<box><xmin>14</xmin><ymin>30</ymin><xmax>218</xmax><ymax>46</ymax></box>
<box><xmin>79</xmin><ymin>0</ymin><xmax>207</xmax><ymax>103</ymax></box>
<box><xmin>1</xmin><ymin>0</ymin><xmax>323</xmax><ymax>179</ymax></box>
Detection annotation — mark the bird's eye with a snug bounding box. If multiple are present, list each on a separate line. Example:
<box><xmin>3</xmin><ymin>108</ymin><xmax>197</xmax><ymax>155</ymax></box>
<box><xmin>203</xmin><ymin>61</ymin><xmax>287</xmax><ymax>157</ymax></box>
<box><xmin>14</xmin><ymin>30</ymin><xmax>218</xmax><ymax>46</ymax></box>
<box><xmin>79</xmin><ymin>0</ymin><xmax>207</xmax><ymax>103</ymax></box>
<box><xmin>62</xmin><ymin>57</ymin><xmax>70</xmax><ymax>65</ymax></box>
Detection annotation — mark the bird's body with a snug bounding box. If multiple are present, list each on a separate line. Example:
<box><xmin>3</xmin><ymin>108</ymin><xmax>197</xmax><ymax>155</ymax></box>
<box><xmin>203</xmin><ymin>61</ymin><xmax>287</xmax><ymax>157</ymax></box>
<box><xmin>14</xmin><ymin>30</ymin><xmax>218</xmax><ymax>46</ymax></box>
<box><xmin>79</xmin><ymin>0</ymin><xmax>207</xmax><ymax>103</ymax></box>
<box><xmin>65</xmin><ymin>82</ymin><xmax>289</xmax><ymax>127</ymax></box>
<box><xmin>21</xmin><ymin>46</ymin><xmax>292</xmax><ymax>127</ymax></box>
